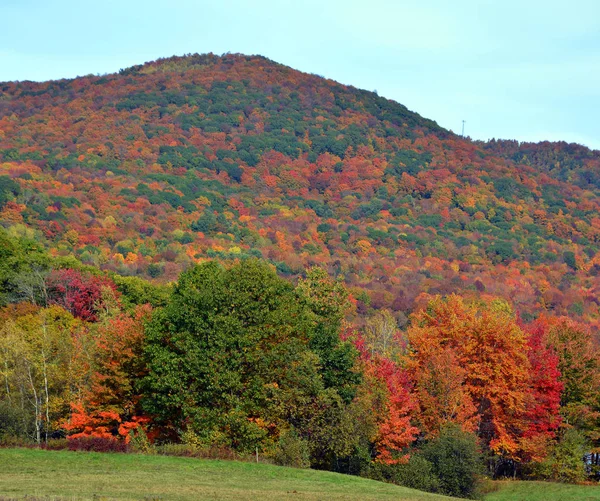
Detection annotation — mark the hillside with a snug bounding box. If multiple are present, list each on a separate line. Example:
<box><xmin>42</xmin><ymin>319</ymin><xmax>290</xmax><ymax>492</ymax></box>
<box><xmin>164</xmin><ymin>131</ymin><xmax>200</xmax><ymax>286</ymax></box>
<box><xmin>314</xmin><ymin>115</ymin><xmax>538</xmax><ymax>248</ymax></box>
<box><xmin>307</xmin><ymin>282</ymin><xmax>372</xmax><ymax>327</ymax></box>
<box><xmin>2</xmin><ymin>53</ymin><xmax>600</xmax><ymax>326</ymax></box>
<box><xmin>1</xmin><ymin>448</ymin><xmax>598</xmax><ymax>501</ymax></box>
<box><xmin>0</xmin><ymin>448</ymin><xmax>456</xmax><ymax>501</ymax></box>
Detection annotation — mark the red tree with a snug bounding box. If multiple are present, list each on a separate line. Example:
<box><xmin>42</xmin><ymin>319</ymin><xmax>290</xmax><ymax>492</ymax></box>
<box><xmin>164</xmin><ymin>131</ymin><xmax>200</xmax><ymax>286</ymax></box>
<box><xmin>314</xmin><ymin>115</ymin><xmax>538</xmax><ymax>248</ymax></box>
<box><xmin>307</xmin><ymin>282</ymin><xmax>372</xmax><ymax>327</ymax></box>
<box><xmin>46</xmin><ymin>269</ymin><xmax>119</xmax><ymax>322</ymax></box>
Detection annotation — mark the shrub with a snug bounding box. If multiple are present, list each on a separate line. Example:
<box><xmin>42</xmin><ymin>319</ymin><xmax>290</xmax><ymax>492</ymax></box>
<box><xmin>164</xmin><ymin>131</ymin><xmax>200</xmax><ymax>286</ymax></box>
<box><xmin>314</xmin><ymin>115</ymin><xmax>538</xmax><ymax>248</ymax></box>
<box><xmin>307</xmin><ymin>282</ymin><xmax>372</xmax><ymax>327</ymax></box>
<box><xmin>67</xmin><ymin>437</ymin><xmax>129</xmax><ymax>453</ymax></box>
<box><xmin>0</xmin><ymin>401</ymin><xmax>28</xmax><ymax>440</ymax></box>
<box><xmin>272</xmin><ymin>430</ymin><xmax>310</xmax><ymax>468</ymax></box>
<box><xmin>421</xmin><ymin>425</ymin><xmax>483</xmax><ymax>499</ymax></box>
<box><xmin>155</xmin><ymin>442</ymin><xmax>240</xmax><ymax>460</ymax></box>
<box><xmin>129</xmin><ymin>428</ymin><xmax>155</xmax><ymax>454</ymax></box>
<box><xmin>41</xmin><ymin>438</ymin><xmax>69</xmax><ymax>450</ymax></box>
<box><xmin>367</xmin><ymin>455</ymin><xmax>440</xmax><ymax>493</ymax></box>
<box><xmin>532</xmin><ymin>429</ymin><xmax>587</xmax><ymax>483</ymax></box>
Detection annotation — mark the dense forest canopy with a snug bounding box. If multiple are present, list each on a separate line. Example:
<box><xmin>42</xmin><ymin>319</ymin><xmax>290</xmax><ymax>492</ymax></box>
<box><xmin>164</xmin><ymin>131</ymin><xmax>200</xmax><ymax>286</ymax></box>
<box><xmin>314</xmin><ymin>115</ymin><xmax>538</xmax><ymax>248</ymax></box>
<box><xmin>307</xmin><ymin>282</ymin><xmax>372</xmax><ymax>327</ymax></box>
<box><xmin>0</xmin><ymin>53</ymin><xmax>599</xmax><ymax>496</ymax></box>
<box><xmin>1</xmin><ymin>53</ymin><xmax>600</xmax><ymax>328</ymax></box>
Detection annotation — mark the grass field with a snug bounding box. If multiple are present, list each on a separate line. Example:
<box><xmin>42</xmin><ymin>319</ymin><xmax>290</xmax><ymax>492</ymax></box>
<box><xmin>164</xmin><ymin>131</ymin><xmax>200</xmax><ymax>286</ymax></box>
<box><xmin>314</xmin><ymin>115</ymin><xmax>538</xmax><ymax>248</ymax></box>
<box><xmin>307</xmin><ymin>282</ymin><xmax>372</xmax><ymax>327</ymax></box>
<box><xmin>485</xmin><ymin>480</ymin><xmax>600</xmax><ymax>501</ymax></box>
<box><xmin>0</xmin><ymin>448</ymin><xmax>454</xmax><ymax>501</ymax></box>
<box><xmin>0</xmin><ymin>448</ymin><xmax>598</xmax><ymax>501</ymax></box>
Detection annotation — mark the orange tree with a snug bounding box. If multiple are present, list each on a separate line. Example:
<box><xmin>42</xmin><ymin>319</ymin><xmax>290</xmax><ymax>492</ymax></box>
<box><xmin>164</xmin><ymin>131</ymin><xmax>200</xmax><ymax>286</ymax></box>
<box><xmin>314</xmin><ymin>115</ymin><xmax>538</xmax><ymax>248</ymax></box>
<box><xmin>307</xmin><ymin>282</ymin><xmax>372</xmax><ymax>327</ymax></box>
<box><xmin>406</xmin><ymin>295</ymin><xmax>532</xmax><ymax>470</ymax></box>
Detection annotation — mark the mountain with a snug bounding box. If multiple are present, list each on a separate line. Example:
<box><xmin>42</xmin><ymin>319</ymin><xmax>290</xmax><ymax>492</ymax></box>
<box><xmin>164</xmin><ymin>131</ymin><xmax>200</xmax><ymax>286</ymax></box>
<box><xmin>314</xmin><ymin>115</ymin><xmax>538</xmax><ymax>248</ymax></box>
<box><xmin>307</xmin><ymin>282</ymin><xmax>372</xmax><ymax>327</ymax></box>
<box><xmin>1</xmin><ymin>52</ymin><xmax>600</xmax><ymax>326</ymax></box>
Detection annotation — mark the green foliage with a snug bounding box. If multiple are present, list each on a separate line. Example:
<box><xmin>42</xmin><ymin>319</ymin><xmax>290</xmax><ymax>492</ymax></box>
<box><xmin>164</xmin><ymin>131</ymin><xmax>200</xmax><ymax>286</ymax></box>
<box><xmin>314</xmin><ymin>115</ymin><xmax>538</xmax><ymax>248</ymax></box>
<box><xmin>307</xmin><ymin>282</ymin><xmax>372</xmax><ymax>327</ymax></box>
<box><xmin>0</xmin><ymin>176</ymin><xmax>21</xmax><ymax>209</ymax></box>
<box><xmin>0</xmin><ymin>401</ymin><xmax>29</xmax><ymax>440</ymax></box>
<box><xmin>142</xmin><ymin>260</ymin><xmax>358</xmax><ymax>458</ymax></box>
<box><xmin>532</xmin><ymin>430</ymin><xmax>588</xmax><ymax>483</ymax></box>
<box><xmin>563</xmin><ymin>251</ymin><xmax>577</xmax><ymax>270</ymax></box>
<box><xmin>128</xmin><ymin>428</ymin><xmax>155</xmax><ymax>454</ymax></box>
<box><xmin>421</xmin><ymin>425</ymin><xmax>483</xmax><ymax>499</ymax></box>
<box><xmin>111</xmin><ymin>274</ymin><xmax>171</xmax><ymax>309</ymax></box>
<box><xmin>0</xmin><ymin>228</ymin><xmax>51</xmax><ymax>306</ymax></box>
<box><xmin>296</xmin><ymin>267</ymin><xmax>360</xmax><ymax>403</ymax></box>
<box><xmin>370</xmin><ymin>427</ymin><xmax>483</xmax><ymax>499</ymax></box>
<box><xmin>368</xmin><ymin>455</ymin><xmax>441</xmax><ymax>494</ymax></box>
<box><xmin>272</xmin><ymin>429</ymin><xmax>311</xmax><ymax>468</ymax></box>
<box><xmin>191</xmin><ymin>212</ymin><xmax>217</xmax><ymax>233</ymax></box>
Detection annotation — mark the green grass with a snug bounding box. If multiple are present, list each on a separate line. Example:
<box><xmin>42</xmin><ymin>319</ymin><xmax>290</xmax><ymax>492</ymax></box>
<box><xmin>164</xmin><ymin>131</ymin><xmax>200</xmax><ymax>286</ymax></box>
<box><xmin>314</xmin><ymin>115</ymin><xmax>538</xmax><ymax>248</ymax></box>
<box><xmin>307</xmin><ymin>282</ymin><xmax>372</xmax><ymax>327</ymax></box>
<box><xmin>0</xmin><ymin>448</ymin><xmax>454</xmax><ymax>501</ymax></box>
<box><xmin>1</xmin><ymin>449</ymin><xmax>598</xmax><ymax>501</ymax></box>
<box><xmin>486</xmin><ymin>480</ymin><xmax>600</xmax><ymax>501</ymax></box>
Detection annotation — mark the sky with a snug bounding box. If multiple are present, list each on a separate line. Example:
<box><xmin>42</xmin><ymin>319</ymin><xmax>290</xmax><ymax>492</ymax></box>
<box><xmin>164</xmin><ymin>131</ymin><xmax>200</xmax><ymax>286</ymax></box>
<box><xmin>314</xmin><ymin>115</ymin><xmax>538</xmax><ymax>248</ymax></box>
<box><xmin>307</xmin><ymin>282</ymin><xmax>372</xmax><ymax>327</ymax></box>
<box><xmin>1</xmin><ymin>0</ymin><xmax>599</xmax><ymax>149</ymax></box>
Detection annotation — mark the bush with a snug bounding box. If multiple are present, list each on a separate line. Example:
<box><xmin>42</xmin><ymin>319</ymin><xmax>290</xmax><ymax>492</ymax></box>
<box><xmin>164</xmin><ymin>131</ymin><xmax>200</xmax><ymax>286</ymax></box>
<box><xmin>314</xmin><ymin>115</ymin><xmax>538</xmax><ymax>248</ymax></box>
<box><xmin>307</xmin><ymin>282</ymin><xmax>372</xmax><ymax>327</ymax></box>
<box><xmin>272</xmin><ymin>430</ymin><xmax>310</xmax><ymax>468</ymax></box>
<box><xmin>532</xmin><ymin>429</ymin><xmax>587</xmax><ymax>483</ymax></box>
<box><xmin>155</xmin><ymin>442</ymin><xmax>240</xmax><ymax>460</ymax></box>
<box><xmin>41</xmin><ymin>438</ymin><xmax>69</xmax><ymax>451</ymax></box>
<box><xmin>129</xmin><ymin>428</ymin><xmax>155</xmax><ymax>454</ymax></box>
<box><xmin>367</xmin><ymin>455</ymin><xmax>440</xmax><ymax>493</ymax></box>
<box><xmin>67</xmin><ymin>436</ymin><xmax>129</xmax><ymax>453</ymax></box>
<box><xmin>421</xmin><ymin>425</ymin><xmax>483</xmax><ymax>499</ymax></box>
<box><xmin>155</xmin><ymin>443</ymin><xmax>198</xmax><ymax>457</ymax></box>
<box><xmin>0</xmin><ymin>401</ymin><xmax>29</xmax><ymax>440</ymax></box>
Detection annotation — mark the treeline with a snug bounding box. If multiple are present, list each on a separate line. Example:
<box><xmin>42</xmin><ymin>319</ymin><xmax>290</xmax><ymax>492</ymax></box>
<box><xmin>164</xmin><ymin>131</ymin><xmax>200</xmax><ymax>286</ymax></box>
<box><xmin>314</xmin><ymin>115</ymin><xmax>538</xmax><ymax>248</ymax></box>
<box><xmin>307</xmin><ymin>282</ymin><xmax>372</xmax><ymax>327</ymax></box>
<box><xmin>0</xmin><ymin>229</ymin><xmax>598</xmax><ymax>498</ymax></box>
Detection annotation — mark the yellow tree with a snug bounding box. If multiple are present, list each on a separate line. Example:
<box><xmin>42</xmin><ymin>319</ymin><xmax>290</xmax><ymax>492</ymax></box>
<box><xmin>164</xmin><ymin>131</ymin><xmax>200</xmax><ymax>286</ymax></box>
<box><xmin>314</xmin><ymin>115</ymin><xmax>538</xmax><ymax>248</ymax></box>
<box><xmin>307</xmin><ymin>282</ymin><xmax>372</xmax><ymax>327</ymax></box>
<box><xmin>0</xmin><ymin>305</ymin><xmax>81</xmax><ymax>443</ymax></box>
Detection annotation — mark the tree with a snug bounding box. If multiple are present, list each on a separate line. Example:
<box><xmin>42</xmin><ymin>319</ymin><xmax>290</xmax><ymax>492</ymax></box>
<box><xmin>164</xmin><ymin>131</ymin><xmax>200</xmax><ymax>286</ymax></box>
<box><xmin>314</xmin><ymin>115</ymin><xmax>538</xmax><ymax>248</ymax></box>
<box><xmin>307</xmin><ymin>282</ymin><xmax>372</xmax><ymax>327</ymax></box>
<box><xmin>544</xmin><ymin>317</ymin><xmax>600</xmax><ymax>453</ymax></box>
<box><xmin>410</xmin><ymin>347</ymin><xmax>477</xmax><ymax>439</ymax></box>
<box><xmin>352</xmin><ymin>332</ymin><xmax>418</xmax><ymax>466</ymax></box>
<box><xmin>0</xmin><ymin>305</ymin><xmax>81</xmax><ymax>443</ymax></box>
<box><xmin>519</xmin><ymin>318</ymin><xmax>563</xmax><ymax>463</ymax></box>
<box><xmin>533</xmin><ymin>429</ymin><xmax>588</xmax><ymax>483</ymax></box>
<box><xmin>372</xmin><ymin>356</ymin><xmax>419</xmax><ymax>464</ymax></box>
<box><xmin>0</xmin><ymin>229</ymin><xmax>50</xmax><ymax>307</ymax></box>
<box><xmin>296</xmin><ymin>267</ymin><xmax>360</xmax><ymax>403</ymax></box>
<box><xmin>142</xmin><ymin>260</ymin><xmax>358</xmax><ymax>457</ymax></box>
<box><xmin>363</xmin><ymin>309</ymin><xmax>399</xmax><ymax>359</ymax></box>
<box><xmin>407</xmin><ymin>295</ymin><xmax>530</xmax><ymax>462</ymax></box>
<box><xmin>64</xmin><ymin>305</ymin><xmax>152</xmax><ymax>441</ymax></box>
<box><xmin>46</xmin><ymin>269</ymin><xmax>120</xmax><ymax>322</ymax></box>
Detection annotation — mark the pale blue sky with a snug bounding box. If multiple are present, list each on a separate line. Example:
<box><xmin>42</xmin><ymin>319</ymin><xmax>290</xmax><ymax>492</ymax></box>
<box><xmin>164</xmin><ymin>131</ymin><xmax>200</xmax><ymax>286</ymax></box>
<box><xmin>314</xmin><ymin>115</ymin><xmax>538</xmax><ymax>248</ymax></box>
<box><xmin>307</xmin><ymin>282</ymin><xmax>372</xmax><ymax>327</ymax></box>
<box><xmin>1</xmin><ymin>0</ymin><xmax>599</xmax><ymax>149</ymax></box>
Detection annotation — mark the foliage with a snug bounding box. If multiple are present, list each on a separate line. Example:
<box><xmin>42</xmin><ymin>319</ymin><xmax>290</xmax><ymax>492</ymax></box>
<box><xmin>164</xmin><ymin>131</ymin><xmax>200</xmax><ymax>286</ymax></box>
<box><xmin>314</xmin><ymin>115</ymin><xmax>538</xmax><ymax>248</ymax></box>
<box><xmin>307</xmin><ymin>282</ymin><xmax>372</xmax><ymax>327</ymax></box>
<box><xmin>142</xmin><ymin>260</ymin><xmax>359</xmax><ymax>461</ymax></box>
<box><xmin>1</xmin><ymin>54</ymin><xmax>600</xmax><ymax>330</ymax></box>
<box><xmin>0</xmin><ymin>53</ymin><xmax>599</xmax><ymax>485</ymax></box>
<box><xmin>407</xmin><ymin>296</ymin><xmax>531</xmax><ymax>458</ymax></box>
<box><xmin>66</xmin><ymin>436</ymin><xmax>130</xmax><ymax>453</ymax></box>
<box><xmin>420</xmin><ymin>425</ymin><xmax>483</xmax><ymax>499</ymax></box>
<box><xmin>46</xmin><ymin>268</ymin><xmax>120</xmax><ymax>322</ymax></box>
<box><xmin>367</xmin><ymin>455</ymin><xmax>441</xmax><ymax>494</ymax></box>
<box><xmin>272</xmin><ymin>428</ymin><xmax>311</xmax><ymax>468</ymax></box>
<box><xmin>531</xmin><ymin>429</ymin><xmax>588</xmax><ymax>483</ymax></box>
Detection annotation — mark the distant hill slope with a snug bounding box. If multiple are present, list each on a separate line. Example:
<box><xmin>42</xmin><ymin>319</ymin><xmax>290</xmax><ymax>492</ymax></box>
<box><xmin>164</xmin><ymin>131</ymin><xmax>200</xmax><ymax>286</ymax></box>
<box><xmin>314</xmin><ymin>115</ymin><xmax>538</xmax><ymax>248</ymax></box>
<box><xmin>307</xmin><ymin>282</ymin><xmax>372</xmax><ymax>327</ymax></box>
<box><xmin>1</xmin><ymin>53</ymin><xmax>600</xmax><ymax>326</ymax></box>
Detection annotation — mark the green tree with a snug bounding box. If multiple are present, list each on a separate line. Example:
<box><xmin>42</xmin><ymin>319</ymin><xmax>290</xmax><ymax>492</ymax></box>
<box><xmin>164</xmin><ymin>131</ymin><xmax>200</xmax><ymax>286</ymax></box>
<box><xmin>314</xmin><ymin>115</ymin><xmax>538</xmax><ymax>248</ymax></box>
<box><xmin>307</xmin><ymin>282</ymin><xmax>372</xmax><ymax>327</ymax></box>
<box><xmin>143</xmin><ymin>261</ymin><xmax>317</xmax><ymax>452</ymax></box>
<box><xmin>296</xmin><ymin>267</ymin><xmax>360</xmax><ymax>403</ymax></box>
<box><xmin>0</xmin><ymin>305</ymin><xmax>80</xmax><ymax>443</ymax></box>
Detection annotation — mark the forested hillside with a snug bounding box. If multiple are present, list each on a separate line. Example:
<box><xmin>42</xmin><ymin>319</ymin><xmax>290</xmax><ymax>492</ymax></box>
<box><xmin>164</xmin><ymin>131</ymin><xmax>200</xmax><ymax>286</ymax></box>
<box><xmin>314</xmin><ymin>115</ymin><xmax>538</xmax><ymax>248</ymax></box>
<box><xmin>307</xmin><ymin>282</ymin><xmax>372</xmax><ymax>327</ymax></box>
<box><xmin>0</xmin><ymin>54</ymin><xmax>599</xmax><ymax>495</ymax></box>
<box><xmin>2</xmin><ymin>53</ymin><xmax>600</xmax><ymax>326</ymax></box>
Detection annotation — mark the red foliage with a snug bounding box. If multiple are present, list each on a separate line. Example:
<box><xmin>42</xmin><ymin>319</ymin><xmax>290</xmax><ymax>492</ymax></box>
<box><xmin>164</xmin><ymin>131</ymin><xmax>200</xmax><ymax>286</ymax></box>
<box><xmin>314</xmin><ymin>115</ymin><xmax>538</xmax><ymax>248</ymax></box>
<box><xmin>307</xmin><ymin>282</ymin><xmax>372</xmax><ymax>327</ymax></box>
<box><xmin>46</xmin><ymin>269</ymin><xmax>119</xmax><ymax>322</ymax></box>
<box><xmin>67</xmin><ymin>436</ymin><xmax>130</xmax><ymax>453</ymax></box>
<box><xmin>522</xmin><ymin>319</ymin><xmax>563</xmax><ymax>438</ymax></box>
<box><xmin>353</xmin><ymin>333</ymin><xmax>418</xmax><ymax>464</ymax></box>
<box><xmin>64</xmin><ymin>305</ymin><xmax>151</xmax><ymax>441</ymax></box>
<box><xmin>372</xmin><ymin>357</ymin><xmax>419</xmax><ymax>464</ymax></box>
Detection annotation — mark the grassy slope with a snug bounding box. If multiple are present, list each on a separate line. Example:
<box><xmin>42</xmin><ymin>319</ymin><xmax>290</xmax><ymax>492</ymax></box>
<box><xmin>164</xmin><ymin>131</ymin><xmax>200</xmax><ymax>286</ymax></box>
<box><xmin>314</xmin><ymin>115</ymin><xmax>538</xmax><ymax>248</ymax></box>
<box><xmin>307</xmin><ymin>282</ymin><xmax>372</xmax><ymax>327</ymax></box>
<box><xmin>1</xmin><ymin>449</ymin><xmax>598</xmax><ymax>501</ymax></box>
<box><xmin>0</xmin><ymin>448</ymin><xmax>454</xmax><ymax>501</ymax></box>
<box><xmin>486</xmin><ymin>480</ymin><xmax>600</xmax><ymax>501</ymax></box>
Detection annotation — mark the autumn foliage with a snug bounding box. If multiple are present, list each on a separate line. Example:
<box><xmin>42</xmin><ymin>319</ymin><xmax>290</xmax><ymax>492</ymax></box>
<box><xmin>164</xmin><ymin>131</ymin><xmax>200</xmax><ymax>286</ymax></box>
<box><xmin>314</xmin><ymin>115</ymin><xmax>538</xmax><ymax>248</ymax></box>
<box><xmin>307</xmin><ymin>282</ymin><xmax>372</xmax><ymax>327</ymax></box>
<box><xmin>0</xmin><ymin>53</ymin><xmax>599</xmax><ymax>483</ymax></box>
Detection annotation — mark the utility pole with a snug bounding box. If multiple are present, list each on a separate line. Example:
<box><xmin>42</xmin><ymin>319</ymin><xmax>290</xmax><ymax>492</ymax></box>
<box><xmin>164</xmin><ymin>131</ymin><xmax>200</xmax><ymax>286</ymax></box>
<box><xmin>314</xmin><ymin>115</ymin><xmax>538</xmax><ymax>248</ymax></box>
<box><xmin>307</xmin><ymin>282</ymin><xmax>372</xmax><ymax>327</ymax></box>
<box><xmin>461</xmin><ymin>120</ymin><xmax>466</xmax><ymax>137</ymax></box>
